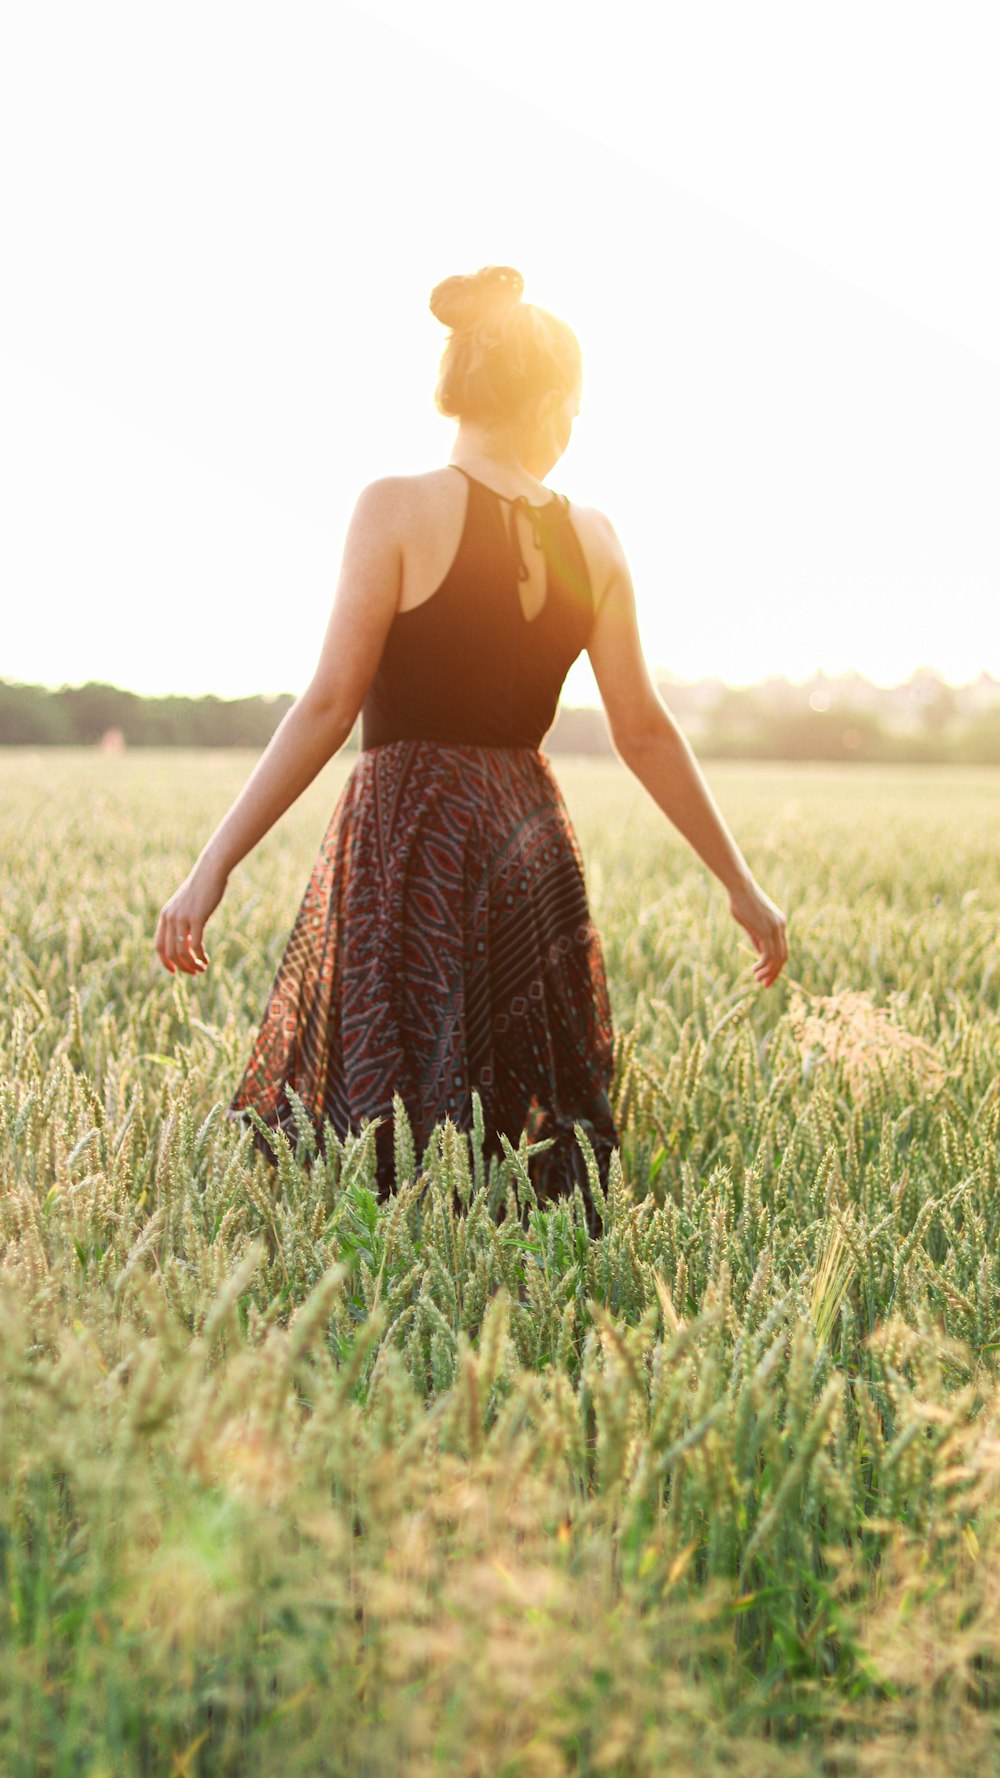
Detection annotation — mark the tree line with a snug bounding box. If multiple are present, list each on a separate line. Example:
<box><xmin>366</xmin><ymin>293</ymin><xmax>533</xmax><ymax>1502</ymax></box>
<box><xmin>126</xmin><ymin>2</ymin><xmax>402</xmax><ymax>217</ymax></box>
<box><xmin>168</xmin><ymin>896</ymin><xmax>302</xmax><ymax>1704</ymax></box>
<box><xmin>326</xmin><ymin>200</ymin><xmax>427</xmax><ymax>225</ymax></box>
<box><xmin>0</xmin><ymin>681</ymin><xmax>296</xmax><ymax>749</ymax></box>
<box><xmin>2</xmin><ymin>676</ymin><xmax>999</xmax><ymax>763</ymax></box>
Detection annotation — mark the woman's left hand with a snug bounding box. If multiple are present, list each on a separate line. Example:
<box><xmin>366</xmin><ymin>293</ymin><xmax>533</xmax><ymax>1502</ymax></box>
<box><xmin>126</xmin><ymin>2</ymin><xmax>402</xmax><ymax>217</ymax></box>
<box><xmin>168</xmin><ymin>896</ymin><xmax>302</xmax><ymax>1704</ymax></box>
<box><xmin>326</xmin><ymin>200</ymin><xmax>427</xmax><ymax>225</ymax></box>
<box><xmin>154</xmin><ymin>858</ymin><xmax>228</xmax><ymax>975</ymax></box>
<box><xmin>727</xmin><ymin>876</ymin><xmax>789</xmax><ymax>989</ymax></box>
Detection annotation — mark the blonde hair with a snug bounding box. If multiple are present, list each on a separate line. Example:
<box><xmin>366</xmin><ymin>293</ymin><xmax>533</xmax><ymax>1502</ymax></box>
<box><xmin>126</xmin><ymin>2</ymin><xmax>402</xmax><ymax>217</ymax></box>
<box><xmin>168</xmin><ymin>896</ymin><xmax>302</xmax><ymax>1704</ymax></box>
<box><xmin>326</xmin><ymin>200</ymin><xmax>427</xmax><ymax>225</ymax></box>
<box><xmin>430</xmin><ymin>265</ymin><xmax>582</xmax><ymax>426</ymax></box>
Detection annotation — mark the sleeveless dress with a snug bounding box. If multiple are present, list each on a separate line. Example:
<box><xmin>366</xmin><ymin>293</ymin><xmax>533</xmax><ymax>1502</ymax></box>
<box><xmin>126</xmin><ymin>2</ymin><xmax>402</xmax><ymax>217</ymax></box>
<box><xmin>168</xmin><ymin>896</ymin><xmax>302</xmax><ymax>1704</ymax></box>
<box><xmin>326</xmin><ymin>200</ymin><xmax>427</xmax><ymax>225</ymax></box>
<box><xmin>228</xmin><ymin>466</ymin><xmax>619</xmax><ymax>1215</ymax></box>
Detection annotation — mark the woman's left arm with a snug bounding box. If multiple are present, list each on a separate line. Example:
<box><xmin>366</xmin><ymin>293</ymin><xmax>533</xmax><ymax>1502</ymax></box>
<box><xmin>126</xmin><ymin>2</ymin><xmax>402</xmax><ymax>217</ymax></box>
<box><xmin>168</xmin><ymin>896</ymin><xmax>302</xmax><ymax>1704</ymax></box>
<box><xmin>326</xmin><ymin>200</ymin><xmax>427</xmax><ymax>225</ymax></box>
<box><xmin>582</xmin><ymin>505</ymin><xmax>789</xmax><ymax>989</ymax></box>
<box><xmin>154</xmin><ymin>478</ymin><xmax>403</xmax><ymax>975</ymax></box>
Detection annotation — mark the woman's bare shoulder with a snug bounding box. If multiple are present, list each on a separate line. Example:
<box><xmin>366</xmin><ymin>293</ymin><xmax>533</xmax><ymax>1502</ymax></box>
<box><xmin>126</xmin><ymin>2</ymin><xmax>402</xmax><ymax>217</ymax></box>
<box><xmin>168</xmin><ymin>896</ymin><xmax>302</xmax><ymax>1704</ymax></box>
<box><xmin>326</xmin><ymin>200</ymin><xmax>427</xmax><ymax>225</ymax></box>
<box><xmin>351</xmin><ymin>471</ymin><xmax>440</xmax><ymax>508</ymax></box>
<box><xmin>562</xmin><ymin>498</ymin><xmax>632</xmax><ymax>609</ymax></box>
<box><xmin>361</xmin><ymin>468</ymin><xmax>461</xmax><ymax>503</ymax></box>
<box><xmin>352</xmin><ymin>469</ymin><xmax>463</xmax><ymax>534</ymax></box>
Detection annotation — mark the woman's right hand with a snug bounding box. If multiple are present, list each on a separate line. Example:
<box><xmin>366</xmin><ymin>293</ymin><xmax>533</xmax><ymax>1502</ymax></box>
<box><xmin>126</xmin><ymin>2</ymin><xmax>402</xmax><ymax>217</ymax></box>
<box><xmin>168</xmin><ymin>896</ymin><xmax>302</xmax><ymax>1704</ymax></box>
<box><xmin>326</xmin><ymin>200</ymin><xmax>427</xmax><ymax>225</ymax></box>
<box><xmin>727</xmin><ymin>877</ymin><xmax>789</xmax><ymax>989</ymax></box>
<box><xmin>154</xmin><ymin>857</ymin><xmax>229</xmax><ymax>976</ymax></box>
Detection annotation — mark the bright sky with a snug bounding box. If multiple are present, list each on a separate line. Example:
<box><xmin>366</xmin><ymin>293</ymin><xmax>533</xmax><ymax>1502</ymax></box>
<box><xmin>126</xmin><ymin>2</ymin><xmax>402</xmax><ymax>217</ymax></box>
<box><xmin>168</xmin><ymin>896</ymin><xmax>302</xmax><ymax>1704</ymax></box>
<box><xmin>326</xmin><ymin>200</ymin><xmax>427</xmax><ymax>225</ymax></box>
<box><xmin>2</xmin><ymin>1</ymin><xmax>997</xmax><ymax>703</ymax></box>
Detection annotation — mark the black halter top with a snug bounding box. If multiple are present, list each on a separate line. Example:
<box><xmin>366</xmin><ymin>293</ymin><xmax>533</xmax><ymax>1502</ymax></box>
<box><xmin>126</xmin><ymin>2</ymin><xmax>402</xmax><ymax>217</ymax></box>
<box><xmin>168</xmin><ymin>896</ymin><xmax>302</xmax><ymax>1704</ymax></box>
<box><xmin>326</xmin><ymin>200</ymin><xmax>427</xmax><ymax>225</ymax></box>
<box><xmin>360</xmin><ymin>466</ymin><xmax>596</xmax><ymax>751</ymax></box>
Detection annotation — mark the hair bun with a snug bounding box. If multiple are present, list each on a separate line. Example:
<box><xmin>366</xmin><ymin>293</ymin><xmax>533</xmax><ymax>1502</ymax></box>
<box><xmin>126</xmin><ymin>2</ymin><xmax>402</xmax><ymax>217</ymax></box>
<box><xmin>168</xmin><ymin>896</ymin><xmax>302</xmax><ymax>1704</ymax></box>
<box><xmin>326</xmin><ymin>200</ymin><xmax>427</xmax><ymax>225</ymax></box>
<box><xmin>430</xmin><ymin>265</ymin><xmax>524</xmax><ymax>330</ymax></box>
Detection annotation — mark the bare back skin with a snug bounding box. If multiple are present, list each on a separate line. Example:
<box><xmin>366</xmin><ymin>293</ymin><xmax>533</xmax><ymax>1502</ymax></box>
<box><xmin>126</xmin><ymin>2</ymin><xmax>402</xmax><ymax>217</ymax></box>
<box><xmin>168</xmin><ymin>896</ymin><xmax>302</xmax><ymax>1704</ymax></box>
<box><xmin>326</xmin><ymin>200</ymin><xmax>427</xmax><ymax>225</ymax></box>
<box><xmin>390</xmin><ymin>467</ymin><xmax>608</xmax><ymax>627</ymax></box>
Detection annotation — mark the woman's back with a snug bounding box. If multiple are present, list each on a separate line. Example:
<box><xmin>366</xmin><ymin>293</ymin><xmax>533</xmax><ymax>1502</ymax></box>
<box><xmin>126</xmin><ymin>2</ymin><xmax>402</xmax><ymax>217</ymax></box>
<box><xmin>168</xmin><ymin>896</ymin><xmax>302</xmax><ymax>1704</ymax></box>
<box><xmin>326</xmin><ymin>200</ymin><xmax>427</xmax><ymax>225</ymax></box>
<box><xmin>361</xmin><ymin>466</ymin><xmax>599</xmax><ymax>751</ymax></box>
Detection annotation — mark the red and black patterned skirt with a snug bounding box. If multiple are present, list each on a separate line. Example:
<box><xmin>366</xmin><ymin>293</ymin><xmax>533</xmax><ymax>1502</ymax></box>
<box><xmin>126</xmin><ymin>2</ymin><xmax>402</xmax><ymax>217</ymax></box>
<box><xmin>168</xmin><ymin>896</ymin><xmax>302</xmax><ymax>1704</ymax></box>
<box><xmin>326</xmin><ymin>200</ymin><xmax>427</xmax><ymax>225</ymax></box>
<box><xmin>228</xmin><ymin>741</ymin><xmax>618</xmax><ymax>1217</ymax></box>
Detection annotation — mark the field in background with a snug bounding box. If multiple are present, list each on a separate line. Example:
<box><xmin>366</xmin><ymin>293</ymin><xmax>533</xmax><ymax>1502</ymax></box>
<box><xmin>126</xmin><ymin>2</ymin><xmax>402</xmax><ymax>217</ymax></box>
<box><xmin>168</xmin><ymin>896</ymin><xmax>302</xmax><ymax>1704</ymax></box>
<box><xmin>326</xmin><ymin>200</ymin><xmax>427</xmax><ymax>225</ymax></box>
<box><xmin>1</xmin><ymin>750</ymin><xmax>999</xmax><ymax>1775</ymax></box>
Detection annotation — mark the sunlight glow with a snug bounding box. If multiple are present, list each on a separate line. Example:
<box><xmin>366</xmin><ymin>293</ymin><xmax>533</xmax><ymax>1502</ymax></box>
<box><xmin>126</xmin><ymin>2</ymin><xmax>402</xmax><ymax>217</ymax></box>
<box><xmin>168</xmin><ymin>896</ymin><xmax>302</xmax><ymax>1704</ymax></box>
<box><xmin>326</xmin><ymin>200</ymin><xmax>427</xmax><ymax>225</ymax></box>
<box><xmin>1</xmin><ymin>2</ymin><xmax>996</xmax><ymax>701</ymax></box>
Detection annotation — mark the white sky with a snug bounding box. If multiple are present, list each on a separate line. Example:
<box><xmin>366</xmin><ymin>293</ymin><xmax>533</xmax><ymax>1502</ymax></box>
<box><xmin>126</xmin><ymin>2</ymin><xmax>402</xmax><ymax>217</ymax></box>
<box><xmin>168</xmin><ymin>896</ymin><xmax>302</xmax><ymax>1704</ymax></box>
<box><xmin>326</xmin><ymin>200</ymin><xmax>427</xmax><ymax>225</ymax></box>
<box><xmin>1</xmin><ymin>0</ymin><xmax>997</xmax><ymax>702</ymax></box>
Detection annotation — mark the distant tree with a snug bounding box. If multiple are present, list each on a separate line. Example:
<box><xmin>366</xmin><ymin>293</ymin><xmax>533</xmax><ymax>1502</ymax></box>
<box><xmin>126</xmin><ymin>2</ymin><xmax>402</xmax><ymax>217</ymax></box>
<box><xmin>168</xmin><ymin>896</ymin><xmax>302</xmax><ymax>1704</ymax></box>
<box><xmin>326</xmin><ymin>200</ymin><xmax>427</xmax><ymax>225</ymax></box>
<box><xmin>952</xmin><ymin>706</ymin><xmax>1000</xmax><ymax>764</ymax></box>
<box><xmin>58</xmin><ymin>682</ymin><xmax>133</xmax><ymax>742</ymax></box>
<box><xmin>921</xmin><ymin>681</ymin><xmax>958</xmax><ymax>736</ymax></box>
<box><xmin>0</xmin><ymin>682</ymin><xmax>70</xmax><ymax>743</ymax></box>
<box><xmin>546</xmin><ymin>705</ymin><xmax>614</xmax><ymax>755</ymax></box>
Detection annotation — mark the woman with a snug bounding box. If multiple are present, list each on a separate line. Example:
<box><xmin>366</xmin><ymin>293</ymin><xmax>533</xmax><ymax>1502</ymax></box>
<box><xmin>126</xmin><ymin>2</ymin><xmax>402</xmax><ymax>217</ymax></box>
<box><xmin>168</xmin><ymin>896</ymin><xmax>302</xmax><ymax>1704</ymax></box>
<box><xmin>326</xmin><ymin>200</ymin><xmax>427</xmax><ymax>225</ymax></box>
<box><xmin>154</xmin><ymin>264</ymin><xmax>788</xmax><ymax>1218</ymax></box>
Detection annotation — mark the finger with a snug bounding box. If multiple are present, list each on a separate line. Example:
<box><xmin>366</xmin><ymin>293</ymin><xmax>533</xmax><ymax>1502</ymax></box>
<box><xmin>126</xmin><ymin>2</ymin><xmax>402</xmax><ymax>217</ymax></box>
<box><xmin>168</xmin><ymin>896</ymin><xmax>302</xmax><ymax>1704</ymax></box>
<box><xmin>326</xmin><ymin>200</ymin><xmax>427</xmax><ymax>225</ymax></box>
<box><xmin>188</xmin><ymin>917</ymin><xmax>209</xmax><ymax>970</ymax></box>
<box><xmin>172</xmin><ymin>917</ymin><xmax>198</xmax><ymax>976</ymax></box>
<box><xmin>758</xmin><ymin>927</ymin><xmax>774</xmax><ymax>962</ymax></box>
<box><xmin>178</xmin><ymin>935</ymin><xmax>201</xmax><ymax>975</ymax></box>
<box><xmin>763</xmin><ymin>941</ymin><xmax>786</xmax><ymax>984</ymax></box>
<box><xmin>155</xmin><ymin>910</ymin><xmax>176</xmax><ymax>973</ymax></box>
<box><xmin>753</xmin><ymin>943</ymin><xmax>779</xmax><ymax>985</ymax></box>
<box><xmin>178</xmin><ymin>931</ymin><xmax>204</xmax><ymax>976</ymax></box>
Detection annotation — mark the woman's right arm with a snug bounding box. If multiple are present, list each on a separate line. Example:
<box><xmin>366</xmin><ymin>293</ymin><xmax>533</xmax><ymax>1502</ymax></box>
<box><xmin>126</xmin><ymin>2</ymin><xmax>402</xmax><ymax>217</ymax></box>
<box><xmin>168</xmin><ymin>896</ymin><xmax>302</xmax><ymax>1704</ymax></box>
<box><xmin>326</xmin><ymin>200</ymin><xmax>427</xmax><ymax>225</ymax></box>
<box><xmin>154</xmin><ymin>477</ymin><xmax>404</xmax><ymax>975</ymax></box>
<box><xmin>582</xmin><ymin>508</ymin><xmax>789</xmax><ymax>989</ymax></box>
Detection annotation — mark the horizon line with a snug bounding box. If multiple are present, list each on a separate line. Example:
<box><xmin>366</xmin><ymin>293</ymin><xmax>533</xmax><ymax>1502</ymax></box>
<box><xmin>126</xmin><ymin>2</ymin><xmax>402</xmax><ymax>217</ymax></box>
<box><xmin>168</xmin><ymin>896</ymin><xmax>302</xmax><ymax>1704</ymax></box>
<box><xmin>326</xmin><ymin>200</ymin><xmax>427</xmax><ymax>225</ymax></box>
<box><xmin>2</xmin><ymin>664</ymin><xmax>998</xmax><ymax>703</ymax></box>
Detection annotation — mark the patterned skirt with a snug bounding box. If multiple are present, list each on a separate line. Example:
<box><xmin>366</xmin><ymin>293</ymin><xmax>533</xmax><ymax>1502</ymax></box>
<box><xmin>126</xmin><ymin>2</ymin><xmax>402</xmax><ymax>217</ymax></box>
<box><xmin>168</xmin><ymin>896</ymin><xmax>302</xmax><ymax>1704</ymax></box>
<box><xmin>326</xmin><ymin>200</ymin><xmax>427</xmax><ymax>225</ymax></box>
<box><xmin>228</xmin><ymin>741</ymin><xmax>618</xmax><ymax>1216</ymax></box>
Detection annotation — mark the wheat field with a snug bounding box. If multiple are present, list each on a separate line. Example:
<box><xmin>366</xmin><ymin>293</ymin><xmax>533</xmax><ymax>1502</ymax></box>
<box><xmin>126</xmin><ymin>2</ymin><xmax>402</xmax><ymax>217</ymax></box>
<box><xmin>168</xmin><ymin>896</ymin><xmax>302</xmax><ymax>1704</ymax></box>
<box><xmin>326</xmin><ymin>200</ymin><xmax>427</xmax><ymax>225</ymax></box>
<box><xmin>1</xmin><ymin>747</ymin><xmax>998</xmax><ymax>1776</ymax></box>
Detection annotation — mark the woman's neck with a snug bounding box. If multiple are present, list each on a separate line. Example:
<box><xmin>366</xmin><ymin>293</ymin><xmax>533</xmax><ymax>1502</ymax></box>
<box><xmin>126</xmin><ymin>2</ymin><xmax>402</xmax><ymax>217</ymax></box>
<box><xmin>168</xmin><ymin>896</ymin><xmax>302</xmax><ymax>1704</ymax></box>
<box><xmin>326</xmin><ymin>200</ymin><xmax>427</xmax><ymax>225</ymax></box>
<box><xmin>450</xmin><ymin>422</ymin><xmax>550</xmax><ymax>495</ymax></box>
